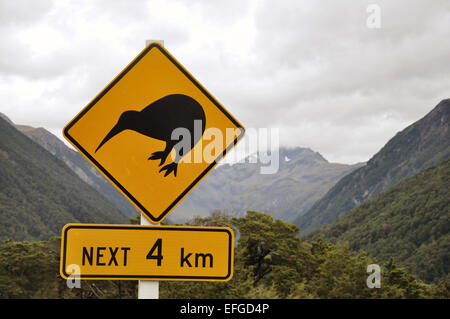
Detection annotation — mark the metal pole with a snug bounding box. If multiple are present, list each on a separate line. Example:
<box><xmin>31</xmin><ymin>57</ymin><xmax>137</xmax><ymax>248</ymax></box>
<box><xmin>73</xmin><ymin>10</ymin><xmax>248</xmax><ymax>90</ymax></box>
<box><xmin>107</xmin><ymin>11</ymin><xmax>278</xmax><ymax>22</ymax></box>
<box><xmin>138</xmin><ymin>213</ymin><xmax>159</xmax><ymax>299</ymax></box>
<box><xmin>138</xmin><ymin>39</ymin><xmax>164</xmax><ymax>300</ymax></box>
<box><xmin>145</xmin><ymin>39</ymin><xmax>164</xmax><ymax>47</ymax></box>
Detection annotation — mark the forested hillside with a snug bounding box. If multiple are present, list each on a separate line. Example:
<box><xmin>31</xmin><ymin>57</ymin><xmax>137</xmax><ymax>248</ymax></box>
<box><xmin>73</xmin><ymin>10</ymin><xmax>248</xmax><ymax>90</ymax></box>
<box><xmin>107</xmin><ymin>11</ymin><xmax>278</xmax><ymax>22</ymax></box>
<box><xmin>0</xmin><ymin>112</ymin><xmax>140</xmax><ymax>218</ymax></box>
<box><xmin>0</xmin><ymin>212</ymin><xmax>448</xmax><ymax>299</ymax></box>
<box><xmin>307</xmin><ymin>159</ymin><xmax>450</xmax><ymax>283</ymax></box>
<box><xmin>296</xmin><ymin>99</ymin><xmax>450</xmax><ymax>234</ymax></box>
<box><xmin>0</xmin><ymin>116</ymin><xmax>126</xmax><ymax>241</ymax></box>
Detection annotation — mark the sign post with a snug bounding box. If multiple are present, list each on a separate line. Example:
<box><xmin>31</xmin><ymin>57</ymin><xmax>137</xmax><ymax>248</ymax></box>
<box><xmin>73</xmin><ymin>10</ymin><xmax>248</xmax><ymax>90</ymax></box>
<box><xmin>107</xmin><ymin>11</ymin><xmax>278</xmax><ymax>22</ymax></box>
<box><xmin>139</xmin><ymin>211</ymin><xmax>158</xmax><ymax>298</ymax></box>
<box><xmin>138</xmin><ymin>39</ymin><xmax>164</xmax><ymax>299</ymax></box>
<box><xmin>61</xmin><ymin>39</ymin><xmax>244</xmax><ymax>299</ymax></box>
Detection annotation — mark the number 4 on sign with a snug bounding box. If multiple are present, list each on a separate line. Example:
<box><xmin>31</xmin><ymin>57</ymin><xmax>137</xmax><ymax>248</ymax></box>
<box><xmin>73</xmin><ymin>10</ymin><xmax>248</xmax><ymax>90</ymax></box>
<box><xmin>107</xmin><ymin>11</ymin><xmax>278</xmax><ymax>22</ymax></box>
<box><xmin>147</xmin><ymin>238</ymin><xmax>163</xmax><ymax>266</ymax></box>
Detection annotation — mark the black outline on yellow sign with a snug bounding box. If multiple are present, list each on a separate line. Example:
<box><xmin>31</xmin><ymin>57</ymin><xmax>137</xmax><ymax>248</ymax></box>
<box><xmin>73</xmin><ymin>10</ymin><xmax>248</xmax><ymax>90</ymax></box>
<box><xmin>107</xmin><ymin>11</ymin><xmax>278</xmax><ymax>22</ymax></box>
<box><xmin>63</xmin><ymin>43</ymin><xmax>245</xmax><ymax>223</ymax></box>
<box><xmin>60</xmin><ymin>224</ymin><xmax>233</xmax><ymax>281</ymax></box>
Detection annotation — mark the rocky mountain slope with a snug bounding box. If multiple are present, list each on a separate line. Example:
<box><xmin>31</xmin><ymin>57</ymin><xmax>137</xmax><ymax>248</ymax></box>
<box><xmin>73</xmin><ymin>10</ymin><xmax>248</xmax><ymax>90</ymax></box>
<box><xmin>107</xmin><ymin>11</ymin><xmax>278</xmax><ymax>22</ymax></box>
<box><xmin>170</xmin><ymin>147</ymin><xmax>364</xmax><ymax>222</ymax></box>
<box><xmin>295</xmin><ymin>99</ymin><xmax>450</xmax><ymax>234</ymax></box>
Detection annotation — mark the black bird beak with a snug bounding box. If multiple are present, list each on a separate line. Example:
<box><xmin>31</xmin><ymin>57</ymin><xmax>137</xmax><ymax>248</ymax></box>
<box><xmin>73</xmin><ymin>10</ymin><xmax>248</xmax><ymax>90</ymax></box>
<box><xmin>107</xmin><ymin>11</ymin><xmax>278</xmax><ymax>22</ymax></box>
<box><xmin>95</xmin><ymin>123</ymin><xmax>123</xmax><ymax>153</ymax></box>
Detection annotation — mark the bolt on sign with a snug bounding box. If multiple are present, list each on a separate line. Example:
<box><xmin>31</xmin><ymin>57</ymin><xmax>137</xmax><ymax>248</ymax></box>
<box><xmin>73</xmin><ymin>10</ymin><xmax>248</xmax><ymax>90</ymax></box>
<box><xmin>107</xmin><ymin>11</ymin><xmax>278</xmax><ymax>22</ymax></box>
<box><xmin>63</xmin><ymin>42</ymin><xmax>245</xmax><ymax>223</ymax></box>
<box><xmin>60</xmin><ymin>224</ymin><xmax>234</xmax><ymax>281</ymax></box>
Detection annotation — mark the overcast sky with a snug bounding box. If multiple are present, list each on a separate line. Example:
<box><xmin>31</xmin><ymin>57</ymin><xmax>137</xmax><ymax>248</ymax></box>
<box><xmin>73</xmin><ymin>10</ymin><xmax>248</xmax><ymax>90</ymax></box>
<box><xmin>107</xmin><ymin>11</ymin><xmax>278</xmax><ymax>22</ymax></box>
<box><xmin>0</xmin><ymin>0</ymin><xmax>449</xmax><ymax>164</ymax></box>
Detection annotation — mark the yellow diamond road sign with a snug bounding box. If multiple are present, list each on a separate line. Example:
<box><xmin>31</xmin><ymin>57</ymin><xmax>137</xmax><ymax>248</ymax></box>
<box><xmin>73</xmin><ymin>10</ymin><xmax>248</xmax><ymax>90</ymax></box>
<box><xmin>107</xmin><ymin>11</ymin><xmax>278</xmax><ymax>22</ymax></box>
<box><xmin>60</xmin><ymin>224</ymin><xmax>234</xmax><ymax>281</ymax></box>
<box><xmin>63</xmin><ymin>42</ymin><xmax>245</xmax><ymax>223</ymax></box>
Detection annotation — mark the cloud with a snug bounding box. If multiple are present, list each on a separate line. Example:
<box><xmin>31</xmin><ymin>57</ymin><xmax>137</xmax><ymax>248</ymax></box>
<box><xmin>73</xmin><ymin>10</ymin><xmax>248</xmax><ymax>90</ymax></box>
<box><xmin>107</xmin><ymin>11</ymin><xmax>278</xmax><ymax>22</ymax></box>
<box><xmin>0</xmin><ymin>0</ymin><xmax>449</xmax><ymax>164</ymax></box>
<box><xmin>219</xmin><ymin>0</ymin><xmax>450</xmax><ymax>162</ymax></box>
<box><xmin>0</xmin><ymin>0</ymin><xmax>53</xmax><ymax>26</ymax></box>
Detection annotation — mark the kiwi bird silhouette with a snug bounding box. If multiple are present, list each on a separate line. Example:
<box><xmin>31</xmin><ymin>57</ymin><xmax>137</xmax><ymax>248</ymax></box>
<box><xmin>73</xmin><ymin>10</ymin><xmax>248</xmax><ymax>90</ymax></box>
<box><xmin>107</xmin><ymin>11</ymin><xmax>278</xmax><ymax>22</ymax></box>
<box><xmin>95</xmin><ymin>94</ymin><xmax>206</xmax><ymax>177</ymax></box>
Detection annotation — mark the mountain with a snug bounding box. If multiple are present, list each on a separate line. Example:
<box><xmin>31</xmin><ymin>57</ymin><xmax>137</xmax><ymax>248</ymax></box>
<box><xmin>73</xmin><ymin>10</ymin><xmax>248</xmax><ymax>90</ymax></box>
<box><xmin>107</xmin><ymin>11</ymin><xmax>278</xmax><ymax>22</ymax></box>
<box><xmin>170</xmin><ymin>147</ymin><xmax>364</xmax><ymax>222</ymax></box>
<box><xmin>306</xmin><ymin>158</ymin><xmax>450</xmax><ymax>283</ymax></box>
<box><xmin>295</xmin><ymin>99</ymin><xmax>450</xmax><ymax>234</ymax></box>
<box><xmin>0</xmin><ymin>116</ymin><xmax>126</xmax><ymax>241</ymax></box>
<box><xmin>2</xmin><ymin>113</ymin><xmax>363</xmax><ymax>223</ymax></box>
<box><xmin>0</xmin><ymin>113</ymin><xmax>140</xmax><ymax>218</ymax></box>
